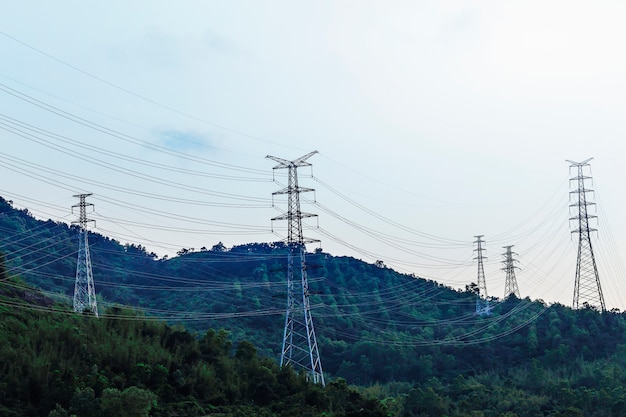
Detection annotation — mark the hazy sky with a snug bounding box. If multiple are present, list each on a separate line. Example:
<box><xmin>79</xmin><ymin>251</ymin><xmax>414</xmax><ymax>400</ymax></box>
<box><xmin>2</xmin><ymin>1</ymin><xmax>626</xmax><ymax>309</ymax></box>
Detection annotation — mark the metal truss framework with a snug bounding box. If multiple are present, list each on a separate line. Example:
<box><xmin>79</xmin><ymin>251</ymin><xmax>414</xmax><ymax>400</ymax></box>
<box><xmin>72</xmin><ymin>193</ymin><xmax>98</xmax><ymax>317</ymax></box>
<box><xmin>267</xmin><ymin>151</ymin><xmax>324</xmax><ymax>385</ymax></box>
<box><xmin>568</xmin><ymin>158</ymin><xmax>605</xmax><ymax>311</ymax></box>
<box><xmin>474</xmin><ymin>235</ymin><xmax>491</xmax><ymax>315</ymax></box>
<box><xmin>502</xmin><ymin>245</ymin><xmax>521</xmax><ymax>299</ymax></box>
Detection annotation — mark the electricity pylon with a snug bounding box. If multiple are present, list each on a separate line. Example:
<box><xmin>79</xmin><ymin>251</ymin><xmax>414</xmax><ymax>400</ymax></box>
<box><xmin>72</xmin><ymin>193</ymin><xmax>98</xmax><ymax>317</ymax></box>
<box><xmin>567</xmin><ymin>158</ymin><xmax>605</xmax><ymax>311</ymax></box>
<box><xmin>502</xmin><ymin>245</ymin><xmax>520</xmax><ymax>299</ymax></box>
<box><xmin>474</xmin><ymin>235</ymin><xmax>490</xmax><ymax>315</ymax></box>
<box><xmin>266</xmin><ymin>151</ymin><xmax>324</xmax><ymax>385</ymax></box>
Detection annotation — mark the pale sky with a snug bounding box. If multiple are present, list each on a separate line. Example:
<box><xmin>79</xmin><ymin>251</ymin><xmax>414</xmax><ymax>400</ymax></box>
<box><xmin>2</xmin><ymin>1</ymin><xmax>626</xmax><ymax>310</ymax></box>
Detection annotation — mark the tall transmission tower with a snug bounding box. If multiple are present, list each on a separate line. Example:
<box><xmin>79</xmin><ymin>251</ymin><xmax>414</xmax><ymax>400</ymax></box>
<box><xmin>474</xmin><ymin>235</ymin><xmax>490</xmax><ymax>315</ymax></box>
<box><xmin>266</xmin><ymin>151</ymin><xmax>324</xmax><ymax>385</ymax></box>
<box><xmin>567</xmin><ymin>158</ymin><xmax>605</xmax><ymax>311</ymax></box>
<box><xmin>72</xmin><ymin>193</ymin><xmax>98</xmax><ymax>317</ymax></box>
<box><xmin>502</xmin><ymin>245</ymin><xmax>520</xmax><ymax>299</ymax></box>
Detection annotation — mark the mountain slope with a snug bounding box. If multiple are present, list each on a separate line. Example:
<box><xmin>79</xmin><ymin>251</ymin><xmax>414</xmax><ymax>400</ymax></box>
<box><xmin>4</xmin><ymin>195</ymin><xmax>626</xmax><ymax>413</ymax></box>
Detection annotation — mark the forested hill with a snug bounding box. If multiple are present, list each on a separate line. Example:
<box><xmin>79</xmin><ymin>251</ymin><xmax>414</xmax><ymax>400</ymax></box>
<box><xmin>0</xmin><ymin>195</ymin><xmax>475</xmax><ymax>384</ymax></box>
<box><xmin>5</xmin><ymin>196</ymin><xmax>626</xmax><ymax>416</ymax></box>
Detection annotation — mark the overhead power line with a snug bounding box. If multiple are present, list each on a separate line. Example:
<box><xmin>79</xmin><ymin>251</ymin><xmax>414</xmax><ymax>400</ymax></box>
<box><xmin>0</xmin><ymin>30</ymin><xmax>300</xmax><ymax>151</ymax></box>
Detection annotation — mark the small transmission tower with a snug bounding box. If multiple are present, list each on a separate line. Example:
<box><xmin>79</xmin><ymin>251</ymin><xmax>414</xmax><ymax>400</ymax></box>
<box><xmin>567</xmin><ymin>158</ymin><xmax>605</xmax><ymax>311</ymax></box>
<box><xmin>267</xmin><ymin>151</ymin><xmax>324</xmax><ymax>385</ymax></box>
<box><xmin>474</xmin><ymin>235</ymin><xmax>490</xmax><ymax>315</ymax></box>
<box><xmin>72</xmin><ymin>193</ymin><xmax>98</xmax><ymax>317</ymax></box>
<box><xmin>502</xmin><ymin>245</ymin><xmax>521</xmax><ymax>299</ymax></box>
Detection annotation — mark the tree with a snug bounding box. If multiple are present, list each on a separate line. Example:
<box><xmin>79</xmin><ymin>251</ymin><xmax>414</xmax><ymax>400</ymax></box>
<box><xmin>100</xmin><ymin>388</ymin><xmax>124</xmax><ymax>417</ymax></box>
<box><xmin>122</xmin><ymin>386</ymin><xmax>157</xmax><ymax>417</ymax></box>
<box><xmin>402</xmin><ymin>387</ymin><xmax>448</xmax><ymax>417</ymax></box>
<box><xmin>235</xmin><ymin>340</ymin><xmax>257</xmax><ymax>362</ymax></box>
<box><xmin>211</xmin><ymin>242</ymin><xmax>227</xmax><ymax>252</ymax></box>
<box><xmin>69</xmin><ymin>387</ymin><xmax>98</xmax><ymax>417</ymax></box>
<box><xmin>47</xmin><ymin>404</ymin><xmax>69</xmax><ymax>417</ymax></box>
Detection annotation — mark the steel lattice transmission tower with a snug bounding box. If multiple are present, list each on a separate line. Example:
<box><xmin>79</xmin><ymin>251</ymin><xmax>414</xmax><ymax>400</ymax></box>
<box><xmin>567</xmin><ymin>158</ymin><xmax>605</xmax><ymax>311</ymax></box>
<box><xmin>72</xmin><ymin>193</ymin><xmax>98</xmax><ymax>317</ymax></box>
<box><xmin>502</xmin><ymin>245</ymin><xmax>521</xmax><ymax>299</ymax></box>
<box><xmin>267</xmin><ymin>151</ymin><xmax>324</xmax><ymax>385</ymax></box>
<box><xmin>474</xmin><ymin>235</ymin><xmax>490</xmax><ymax>315</ymax></box>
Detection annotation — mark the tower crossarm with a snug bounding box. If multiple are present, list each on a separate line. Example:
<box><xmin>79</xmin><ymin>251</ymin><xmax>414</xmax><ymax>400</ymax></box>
<box><xmin>272</xmin><ymin>186</ymin><xmax>316</xmax><ymax>195</ymax></box>
<box><xmin>569</xmin><ymin>176</ymin><xmax>593</xmax><ymax>182</ymax></box>
<box><xmin>569</xmin><ymin>224</ymin><xmax>597</xmax><ymax>232</ymax></box>
<box><xmin>566</xmin><ymin>157</ymin><xmax>593</xmax><ymax>167</ymax></box>
<box><xmin>267</xmin><ymin>151</ymin><xmax>318</xmax><ymax>169</ymax></box>
<box><xmin>272</xmin><ymin>212</ymin><xmax>318</xmax><ymax>221</ymax></box>
<box><xmin>569</xmin><ymin>203</ymin><xmax>596</xmax><ymax>209</ymax></box>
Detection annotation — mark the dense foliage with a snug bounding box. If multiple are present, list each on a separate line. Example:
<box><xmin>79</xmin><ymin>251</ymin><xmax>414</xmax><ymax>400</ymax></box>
<box><xmin>4</xmin><ymin>196</ymin><xmax>626</xmax><ymax>416</ymax></box>
<box><xmin>0</xmin><ymin>281</ymin><xmax>385</xmax><ymax>417</ymax></box>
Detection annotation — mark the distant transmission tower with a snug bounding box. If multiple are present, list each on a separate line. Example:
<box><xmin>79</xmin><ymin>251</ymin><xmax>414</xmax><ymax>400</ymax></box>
<box><xmin>567</xmin><ymin>158</ymin><xmax>605</xmax><ymax>311</ymax></box>
<box><xmin>267</xmin><ymin>151</ymin><xmax>324</xmax><ymax>385</ymax></box>
<box><xmin>72</xmin><ymin>193</ymin><xmax>98</xmax><ymax>317</ymax></box>
<box><xmin>474</xmin><ymin>235</ymin><xmax>490</xmax><ymax>315</ymax></box>
<box><xmin>502</xmin><ymin>245</ymin><xmax>520</xmax><ymax>299</ymax></box>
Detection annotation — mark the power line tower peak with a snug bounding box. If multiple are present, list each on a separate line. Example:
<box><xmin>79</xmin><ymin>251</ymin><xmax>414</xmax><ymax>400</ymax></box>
<box><xmin>72</xmin><ymin>193</ymin><xmax>98</xmax><ymax>317</ymax></box>
<box><xmin>266</xmin><ymin>151</ymin><xmax>324</xmax><ymax>385</ymax></box>
<box><xmin>567</xmin><ymin>158</ymin><xmax>605</xmax><ymax>311</ymax></box>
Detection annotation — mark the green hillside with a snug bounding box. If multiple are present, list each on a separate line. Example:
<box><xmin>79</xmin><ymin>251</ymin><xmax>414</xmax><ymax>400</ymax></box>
<box><xmin>3</xmin><ymin>196</ymin><xmax>626</xmax><ymax>416</ymax></box>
